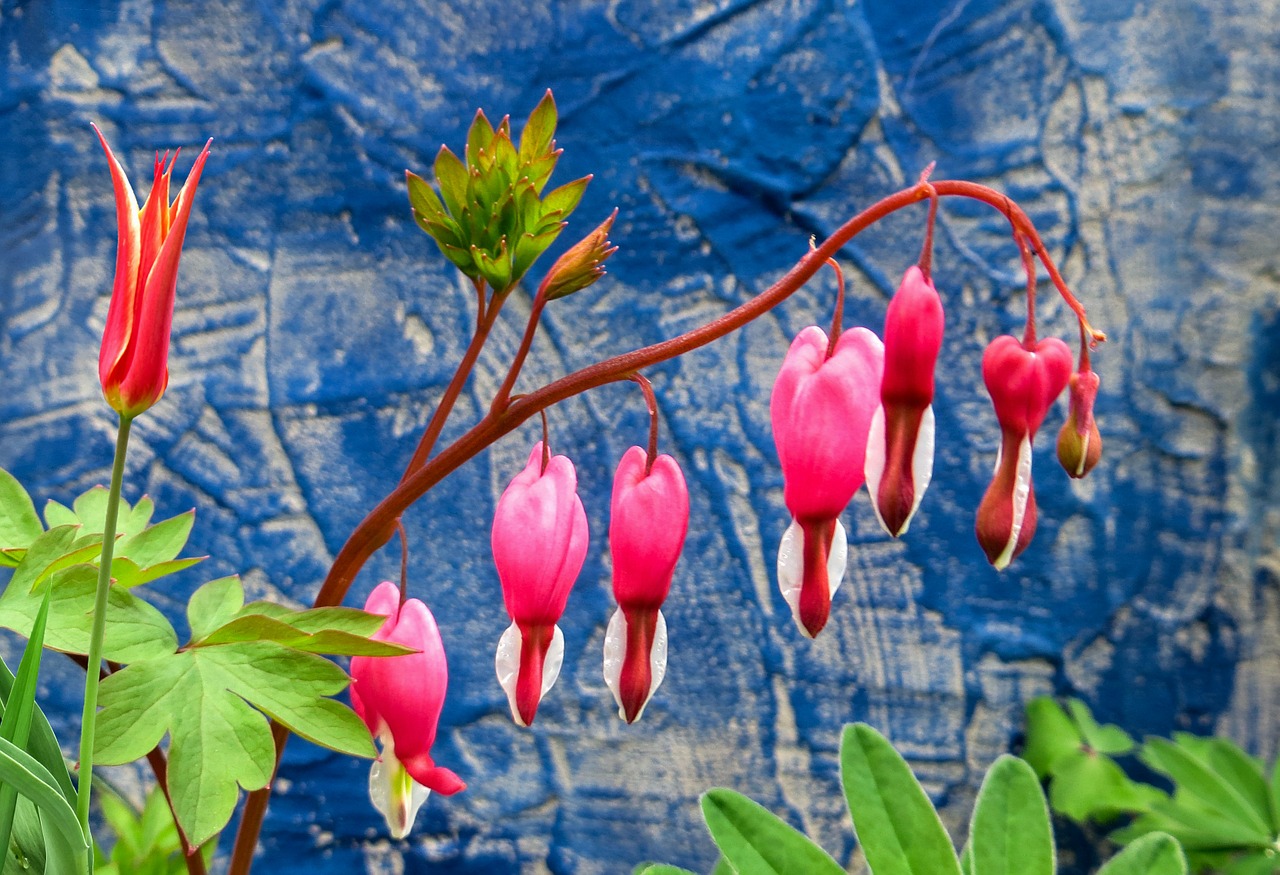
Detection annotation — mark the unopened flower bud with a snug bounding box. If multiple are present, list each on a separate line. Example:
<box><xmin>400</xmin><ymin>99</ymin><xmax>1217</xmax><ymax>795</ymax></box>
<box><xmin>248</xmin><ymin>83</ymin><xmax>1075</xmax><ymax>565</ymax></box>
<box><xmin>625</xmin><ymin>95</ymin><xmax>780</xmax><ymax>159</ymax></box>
<box><xmin>1057</xmin><ymin>369</ymin><xmax>1102</xmax><ymax>478</ymax></box>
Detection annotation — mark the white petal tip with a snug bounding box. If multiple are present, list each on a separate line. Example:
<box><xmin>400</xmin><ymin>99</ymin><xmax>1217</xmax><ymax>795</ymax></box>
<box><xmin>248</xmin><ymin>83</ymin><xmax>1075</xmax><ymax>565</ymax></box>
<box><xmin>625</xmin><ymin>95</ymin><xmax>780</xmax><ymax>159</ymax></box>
<box><xmin>495</xmin><ymin>621</ymin><xmax>564</xmax><ymax>726</ymax></box>
<box><xmin>777</xmin><ymin>518</ymin><xmax>847</xmax><ymax>634</ymax></box>
<box><xmin>603</xmin><ymin>607</ymin><xmax>668</xmax><ymax>722</ymax></box>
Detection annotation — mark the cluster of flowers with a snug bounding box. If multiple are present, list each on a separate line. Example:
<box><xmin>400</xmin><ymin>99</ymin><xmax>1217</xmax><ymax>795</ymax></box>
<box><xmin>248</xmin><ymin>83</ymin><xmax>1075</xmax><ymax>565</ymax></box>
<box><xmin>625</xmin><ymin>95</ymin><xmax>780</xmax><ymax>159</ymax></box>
<box><xmin>772</xmin><ymin>260</ymin><xmax>1102</xmax><ymax>639</ymax></box>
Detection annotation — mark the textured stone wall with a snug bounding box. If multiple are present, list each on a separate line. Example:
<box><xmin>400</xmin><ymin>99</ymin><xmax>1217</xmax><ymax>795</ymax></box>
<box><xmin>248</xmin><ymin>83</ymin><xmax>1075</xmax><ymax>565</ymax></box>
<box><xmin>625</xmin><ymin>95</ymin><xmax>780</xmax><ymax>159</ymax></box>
<box><xmin>2</xmin><ymin>0</ymin><xmax>1278</xmax><ymax>872</ymax></box>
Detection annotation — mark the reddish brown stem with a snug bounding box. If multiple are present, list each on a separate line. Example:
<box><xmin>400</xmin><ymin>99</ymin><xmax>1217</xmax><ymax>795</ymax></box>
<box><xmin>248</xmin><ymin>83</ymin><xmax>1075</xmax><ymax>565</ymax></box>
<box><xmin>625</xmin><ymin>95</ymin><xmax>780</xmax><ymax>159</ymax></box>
<box><xmin>490</xmin><ymin>274</ymin><xmax>552</xmax><ymax>416</ymax></box>
<box><xmin>1016</xmin><ymin>232</ymin><xmax>1039</xmax><ymax>347</ymax></box>
<box><xmin>630</xmin><ymin>374</ymin><xmax>659</xmax><ymax>473</ymax></box>
<box><xmin>823</xmin><ymin>257</ymin><xmax>846</xmax><ymax>358</ymax></box>
<box><xmin>228</xmin><ymin>176</ymin><xmax>1102</xmax><ymax>874</ymax></box>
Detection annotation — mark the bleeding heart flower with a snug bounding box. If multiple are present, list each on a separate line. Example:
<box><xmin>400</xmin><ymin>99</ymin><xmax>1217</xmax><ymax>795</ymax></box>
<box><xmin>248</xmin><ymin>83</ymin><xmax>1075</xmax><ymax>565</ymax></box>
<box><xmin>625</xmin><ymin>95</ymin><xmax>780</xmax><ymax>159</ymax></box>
<box><xmin>771</xmin><ymin>325</ymin><xmax>884</xmax><ymax>637</ymax></box>
<box><xmin>350</xmin><ymin>582</ymin><xmax>465</xmax><ymax>839</ymax></box>
<box><xmin>865</xmin><ymin>265</ymin><xmax>945</xmax><ymax>537</ymax></box>
<box><xmin>93</xmin><ymin>125</ymin><xmax>211</xmax><ymax>418</ymax></box>
<box><xmin>492</xmin><ymin>442</ymin><xmax>589</xmax><ymax>726</ymax></box>
<box><xmin>603</xmin><ymin>445</ymin><xmax>688</xmax><ymax>723</ymax></box>
<box><xmin>975</xmin><ymin>335</ymin><xmax>1073</xmax><ymax>569</ymax></box>
<box><xmin>1057</xmin><ymin>367</ymin><xmax>1102</xmax><ymax>478</ymax></box>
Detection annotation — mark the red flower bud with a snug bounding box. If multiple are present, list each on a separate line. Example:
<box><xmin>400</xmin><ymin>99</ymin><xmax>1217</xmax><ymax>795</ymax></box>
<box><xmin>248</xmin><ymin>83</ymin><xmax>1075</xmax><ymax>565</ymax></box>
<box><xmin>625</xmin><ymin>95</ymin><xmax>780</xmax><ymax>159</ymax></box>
<box><xmin>1057</xmin><ymin>369</ymin><xmax>1102</xmax><ymax>478</ymax></box>
<box><xmin>974</xmin><ymin>335</ymin><xmax>1072</xmax><ymax>569</ymax></box>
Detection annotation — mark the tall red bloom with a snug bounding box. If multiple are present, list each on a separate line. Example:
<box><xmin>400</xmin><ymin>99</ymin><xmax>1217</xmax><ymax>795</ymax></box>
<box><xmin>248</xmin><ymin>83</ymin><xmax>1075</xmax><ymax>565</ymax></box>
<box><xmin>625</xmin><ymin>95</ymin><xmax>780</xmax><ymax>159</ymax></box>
<box><xmin>975</xmin><ymin>336</ymin><xmax>1073</xmax><ymax>569</ymax></box>
<box><xmin>604</xmin><ymin>446</ymin><xmax>689</xmax><ymax>723</ymax></box>
<box><xmin>93</xmin><ymin>125</ymin><xmax>211</xmax><ymax>417</ymax></box>
<box><xmin>770</xmin><ymin>325</ymin><xmax>884</xmax><ymax>637</ymax></box>
<box><xmin>865</xmin><ymin>266</ymin><xmax>945</xmax><ymax>536</ymax></box>
<box><xmin>350</xmin><ymin>582</ymin><xmax>465</xmax><ymax>839</ymax></box>
<box><xmin>492</xmin><ymin>442</ymin><xmax>589</xmax><ymax>726</ymax></box>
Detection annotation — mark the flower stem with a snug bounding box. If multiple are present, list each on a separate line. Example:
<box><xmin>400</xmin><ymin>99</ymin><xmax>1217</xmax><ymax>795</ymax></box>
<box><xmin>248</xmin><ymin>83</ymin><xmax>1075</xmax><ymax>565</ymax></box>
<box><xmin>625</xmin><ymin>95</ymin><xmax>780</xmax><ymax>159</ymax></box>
<box><xmin>76</xmin><ymin>413</ymin><xmax>132</xmax><ymax>837</ymax></box>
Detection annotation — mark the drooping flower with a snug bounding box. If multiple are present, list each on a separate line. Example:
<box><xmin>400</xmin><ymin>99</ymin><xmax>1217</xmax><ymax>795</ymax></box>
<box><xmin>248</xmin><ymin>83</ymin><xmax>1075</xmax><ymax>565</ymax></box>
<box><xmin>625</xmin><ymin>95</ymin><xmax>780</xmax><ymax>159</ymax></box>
<box><xmin>975</xmin><ymin>335</ymin><xmax>1073</xmax><ymax>569</ymax></box>
<box><xmin>865</xmin><ymin>266</ymin><xmax>945</xmax><ymax>537</ymax></box>
<box><xmin>1057</xmin><ymin>366</ymin><xmax>1102</xmax><ymax>478</ymax></box>
<box><xmin>771</xmin><ymin>325</ymin><xmax>884</xmax><ymax>637</ymax></box>
<box><xmin>603</xmin><ymin>445</ymin><xmax>689</xmax><ymax>723</ymax></box>
<box><xmin>350</xmin><ymin>582</ymin><xmax>465</xmax><ymax>839</ymax></box>
<box><xmin>492</xmin><ymin>442</ymin><xmax>589</xmax><ymax>726</ymax></box>
<box><xmin>93</xmin><ymin>125</ymin><xmax>211</xmax><ymax>418</ymax></box>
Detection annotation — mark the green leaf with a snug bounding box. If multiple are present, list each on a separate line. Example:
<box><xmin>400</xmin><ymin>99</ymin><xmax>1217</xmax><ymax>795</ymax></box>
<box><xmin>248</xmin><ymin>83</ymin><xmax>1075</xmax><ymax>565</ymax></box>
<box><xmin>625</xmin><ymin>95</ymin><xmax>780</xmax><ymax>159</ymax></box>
<box><xmin>1171</xmin><ymin>734</ymin><xmax>1272</xmax><ymax>833</ymax></box>
<box><xmin>94</xmin><ymin>642</ymin><xmax>375</xmax><ymax>846</ymax></box>
<box><xmin>187</xmin><ymin>577</ymin><xmax>245</xmax><ymax>641</ymax></box>
<box><xmin>959</xmin><ymin>842</ymin><xmax>974</xmax><ymax>875</ymax></box>
<box><xmin>519</xmin><ymin>90</ymin><xmax>558</xmax><ymax>163</ymax></box>
<box><xmin>1141</xmin><ymin>738</ymin><xmax>1273</xmax><ymax>837</ymax></box>
<box><xmin>9</xmin><ymin>525</ymin><xmax>84</xmax><ymax>593</ymax></box>
<box><xmin>123</xmin><ymin>496</ymin><xmax>155</xmax><ymax>537</ymax></box>
<box><xmin>72</xmin><ymin>485</ymin><xmax>118</xmax><ymax>535</ymax></box>
<box><xmin>0</xmin><ymin>736</ymin><xmax>88</xmax><ymax>872</ymax></box>
<box><xmin>110</xmin><ymin>556</ymin><xmax>204</xmax><ymax>589</ymax></box>
<box><xmin>1112</xmin><ymin>802</ymin><xmax>1269</xmax><ymax>852</ymax></box>
<box><xmin>633</xmin><ymin>867</ymin><xmax>698</xmax><ymax>875</ymax></box>
<box><xmin>969</xmin><ymin>755</ymin><xmax>1054</xmax><ymax>875</ymax></box>
<box><xmin>116</xmin><ymin>510</ymin><xmax>194</xmax><ymax>568</ymax></box>
<box><xmin>407</xmin><ymin>170</ymin><xmax>447</xmax><ymax>223</ymax></box>
<box><xmin>0</xmin><ymin>563</ymin><xmax>178</xmax><ymax>662</ymax></box>
<box><xmin>193</xmin><ymin>613</ymin><xmax>409</xmax><ymax>657</ymax></box>
<box><xmin>699</xmin><ymin>789</ymin><xmax>844</xmax><ymax>875</ymax></box>
<box><xmin>1222</xmin><ymin>851</ymin><xmax>1280</xmax><ymax>875</ymax></box>
<box><xmin>710</xmin><ymin>858</ymin><xmax>734</xmax><ymax>875</ymax></box>
<box><xmin>277</xmin><ymin>606</ymin><xmax>387</xmax><ymax>638</ymax></box>
<box><xmin>541</xmin><ymin>176</ymin><xmax>590</xmax><ymax>219</ymax></box>
<box><xmin>465</xmin><ymin>109</ymin><xmax>496</xmax><ymax>168</ymax></box>
<box><xmin>839</xmin><ymin>723</ymin><xmax>962</xmax><ymax>875</ymax></box>
<box><xmin>1098</xmin><ymin>832</ymin><xmax>1188</xmax><ymax>875</ymax></box>
<box><xmin>43</xmin><ymin>499</ymin><xmax>77</xmax><ymax>530</ymax></box>
<box><xmin>1048</xmin><ymin>749</ymin><xmax>1160</xmax><ymax>822</ymax></box>
<box><xmin>0</xmin><ymin>587</ymin><xmax>52</xmax><ymax>867</ymax></box>
<box><xmin>1067</xmin><ymin>699</ymin><xmax>1134</xmax><ymax>755</ymax></box>
<box><xmin>1023</xmin><ymin>697</ymin><xmax>1083</xmax><ymax>778</ymax></box>
<box><xmin>0</xmin><ymin>469</ymin><xmax>43</xmax><ymax>553</ymax></box>
<box><xmin>0</xmin><ymin>658</ymin><xmax>75</xmax><ymax>805</ymax></box>
<box><xmin>434</xmin><ymin>146</ymin><xmax>469</xmax><ymax>219</ymax></box>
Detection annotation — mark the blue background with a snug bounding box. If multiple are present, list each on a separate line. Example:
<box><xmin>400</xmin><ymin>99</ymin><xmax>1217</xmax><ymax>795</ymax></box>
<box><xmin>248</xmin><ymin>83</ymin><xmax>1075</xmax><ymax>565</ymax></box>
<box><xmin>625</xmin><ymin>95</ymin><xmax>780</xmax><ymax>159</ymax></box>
<box><xmin>2</xmin><ymin>0</ymin><xmax>1278</xmax><ymax>872</ymax></box>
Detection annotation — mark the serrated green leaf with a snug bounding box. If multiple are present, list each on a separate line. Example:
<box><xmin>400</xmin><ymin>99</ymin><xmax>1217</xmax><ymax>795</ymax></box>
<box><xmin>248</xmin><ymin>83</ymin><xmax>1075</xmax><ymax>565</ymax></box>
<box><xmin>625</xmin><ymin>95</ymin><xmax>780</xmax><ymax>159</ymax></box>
<box><xmin>434</xmin><ymin>146</ymin><xmax>468</xmax><ymax>219</ymax></box>
<box><xmin>195</xmin><ymin>613</ymin><xmax>409</xmax><ymax>657</ymax></box>
<box><xmin>407</xmin><ymin>170</ymin><xmax>447</xmax><ymax>223</ymax></box>
<box><xmin>0</xmin><ymin>563</ymin><xmax>178</xmax><ymax>662</ymax></box>
<box><xmin>0</xmin><ymin>469</ymin><xmax>43</xmax><ymax>553</ymax></box>
<box><xmin>1023</xmin><ymin>697</ymin><xmax>1083</xmax><ymax>778</ymax></box>
<box><xmin>699</xmin><ymin>789</ymin><xmax>844</xmax><ymax>875</ymax></box>
<box><xmin>1067</xmin><ymin>699</ymin><xmax>1134</xmax><ymax>755</ymax></box>
<box><xmin>72</xmin><ymin>486</ymin><xmax>117</xmax><ymax>535</ymax></box>
<box><xmin>473</xmin><ymin>243</ymin><xmax>512</xmax><ymax>291</ymax></box>
<box><xmin>188</xmin><ymin>577</ymin><xmax>245</xmax><ymax>641</ymax></box>
<box><xmin>519</xmin><ymin>90</ymin><xmax>557</xmax><ymax>164</ymax></box>
<box><xmin>1048</xmin><ymin>749</ymin><xmax>1158</xmax><ymax>823</ymax></box>
<box><xmin>969</xmin><ymin>755</ymin><xmax>1054</xmax><ymax>875</ymax></box>
<box><xmin>1098</xmin><ymin>832</ymin><xmax>1188</xmax><ymax>875</ymax></box>
<box><xmin>839</xmin><ymin>723</ymin><xmax>962</xmax><ymax>875</ymax></box>
<box><xmin>490</xmin><ymin>130</ymin><xmax>519</xmax><ymax>184</ymax></box>
<box><xmin>1171</xmin><ymin>734</ymin><xmax>1272</xmax><ymax>834</ymax></box>
<box><xmin>9</xmin><ymin>525</ymin><xmax>82</xmax><ymax>593</ymax></box>
<box><xmin>1142</xmin><ymin>738</ymin><xmax>1272</xmax><ymax>837</ymax></box>
<box><xmin>117</xmin><ymin>511</ymin><xmax>194</xmax><ymax>568</ymax></box>
<box><xmin>123</xmin><ymin>496</ymin><xmax>155</xmax><ymax>537</ymax></box>
<box><xmin>280</xmin><ymin>606</ymin><xmax>387</xmax><ymax>637</ymax></box>
<box><xmin>111</xmin><ymin>556</ymin><xmax>204</xmax><ymax>590</ymax></box>
<box><xmin>0</xmin><ymin>547</ymin><xmax>23</xmax><ymax>569</ymax></box>
<box><xmin>465</xmin><ymin>110</ymin><xmax>496</xmax><ymax>168</ymax></box>
<box><xmin>43</xmin><ymin>499</ymin><xmax>77</xmax><ymax>530</ymax></box>
<box><xmin>541</xmin><ymin>175</ymin><xmax>590</xmax><ymax>219</ymax></box>
<box><xmin>1112</xmin><ymin>801</ymin><xmax>1268</xmax><ymax>852</ymax></box>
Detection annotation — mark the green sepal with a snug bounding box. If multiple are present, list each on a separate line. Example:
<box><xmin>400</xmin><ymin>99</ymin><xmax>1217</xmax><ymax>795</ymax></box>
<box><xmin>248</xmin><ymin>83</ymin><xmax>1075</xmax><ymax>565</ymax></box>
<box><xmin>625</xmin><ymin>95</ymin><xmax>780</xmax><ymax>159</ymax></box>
<box><xmin>519</xmin><ymin>90</ymin><xmax>557</xmax><ymax>164</ymax></box>
<box><xmin>465</xmin><ymin>110</ymin><xmax>497</xmax><ymax>168</ymax></box>
<box><xmin>541</xmin><ymin>176</ymin><xmax>590</xmax><ymax>219</ymax></box>
<box><xmin>699</xmin><ymin>788</ymin><xmax>844</xmax><ymax>875</ymax></box>
<box><xmin>433</xmin><ymin>146</ymin><xmax>469</xmax><ymax>219</ymax></box>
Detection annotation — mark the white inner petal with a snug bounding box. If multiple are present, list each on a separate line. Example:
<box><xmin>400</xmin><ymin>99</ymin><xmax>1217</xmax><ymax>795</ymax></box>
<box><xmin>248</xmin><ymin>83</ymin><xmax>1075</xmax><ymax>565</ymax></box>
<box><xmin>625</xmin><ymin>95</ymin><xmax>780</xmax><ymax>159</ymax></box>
<box><xmin>995</xmin><ymin>433</ymin><xmax>1034</xmax><ymax>571</ymax></box>
<box><xmin>495</xmin><ymin>621</ymin><xmax>564</xmax><ymax>726</ymax></box>
<box><xmin>901</xmin><ymin>404</ymin><xmax>936</xmax><ymax>536</ymax></box>
<box><xmin>864</xmin><ymin>404</ymin><xmax>889</xmax><ymax>534</ymax></box>
<box><xmin>777</xmin><ymin>518</ymin><xmax>847</xmax><ymax>634</ymax></box>
<box><xmin>368</xmin><ymin>735</ymin><xmax>430</xmax><ymax>840</ymax></box>
<box><xmin>602</xmin><ymin>608</ymin><xmax>669</xmax><ymax>722</ymax></box>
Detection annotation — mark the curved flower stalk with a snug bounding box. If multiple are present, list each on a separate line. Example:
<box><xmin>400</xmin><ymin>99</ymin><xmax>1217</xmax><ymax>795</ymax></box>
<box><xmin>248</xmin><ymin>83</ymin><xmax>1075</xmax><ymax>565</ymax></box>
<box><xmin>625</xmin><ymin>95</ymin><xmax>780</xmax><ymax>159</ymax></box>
<box><xmin>350</xmin><ymin>582</ymin><xmax>465</xmax><ymax>839</ymax></box>
<box><xmin>93</xmin><ymin>125</ymin><xmax>211</xmax><ymax>417</ymax></box>
<box><xmin>865</xmin><ymin>265</ymin><xmax>945</xmax><ymax>537</ymax></box>
<box><xmin>604</xmin><ymin>445</ymin><xmax>689</xmax><ymax>723</ymax></box>
<box><xmin>492</xmin><ymin>442</ymin><xmax>589</xmax><ymax>726</ymax></box>
<box><xmin>974</xmin><ymin>336</ymin><xmax>1073</xmax><ymax>569</ymax></box>
<box><xmin>770</xmin><ymin>326</ymin><xmax>884</xmax><ymax>637</ymax></box>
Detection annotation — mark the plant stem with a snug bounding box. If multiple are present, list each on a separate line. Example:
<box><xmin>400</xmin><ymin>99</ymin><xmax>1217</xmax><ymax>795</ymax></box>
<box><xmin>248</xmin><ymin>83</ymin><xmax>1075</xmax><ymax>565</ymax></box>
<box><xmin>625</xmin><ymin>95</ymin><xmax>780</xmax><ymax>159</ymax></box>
<box><xmin>75</xmin><ymin>414</ymin><xmax>132</xmax><ymax>837</ymax></box>
<box><xmin>227</xmin><ymin>176</ymin><xmax>1103</xmax><ymax>873</ymax></box>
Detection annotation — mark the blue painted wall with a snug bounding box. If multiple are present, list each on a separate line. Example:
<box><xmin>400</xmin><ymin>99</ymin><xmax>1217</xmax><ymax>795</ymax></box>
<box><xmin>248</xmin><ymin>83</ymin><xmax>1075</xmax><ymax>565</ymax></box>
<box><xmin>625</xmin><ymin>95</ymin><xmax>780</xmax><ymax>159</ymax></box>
<box><xmin>2</xmin><ymin>0</ymin><xmax>1278</xmax><ymax>872</ymax></box>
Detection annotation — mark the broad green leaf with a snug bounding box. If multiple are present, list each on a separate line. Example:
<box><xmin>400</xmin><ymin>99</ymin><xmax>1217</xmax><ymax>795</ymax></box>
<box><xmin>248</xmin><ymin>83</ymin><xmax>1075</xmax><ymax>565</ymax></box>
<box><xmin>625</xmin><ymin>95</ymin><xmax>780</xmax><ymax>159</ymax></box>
<box><xmin>710</xmin><ymin>858</ymin><xmax>733</xmax><ymax>875</ymax></box>
<box><xmin>699</xmin><ymin>789</ymin><xmax>844</xmax><ymax>875</ymax></box>
<box><xmin>282</xmin><ymin>606</ymin><xmax>388</xmax><ymax>637</ymax></box>
<box><xmin>633</xmin><ymin>867</ymin><xmax>698</xmax><ymax>875</ymax></box>
<box><xmin>839</xmin><ymin>723</ymin><xmax>962</xmax><ymax>875</ymax></box>
<box><xmin>970</xmin><ymin>756</ymin><xmax>1053</xmax><ymax>875</ymax></box>
<box><xmin>1141</xmin><ymin>738</ymin><xmax>1272</xmax><ymax>837</ymax></box>
<box><xmin>0</xmin><ymin>468</ymin><xmax>43</xmax><ymax>552</ymax></box>
<box><xmin>1022</xmin><ymin>698</ymin><xmax>1081</xmax><ymax>778</ymax></box>
<box><xmin>110</xmin><ymin>556</ymin><xmax>204</xmax><ymax>589</ymax></box>
<box><xmin>1048</xmin><ymin>750</ymin><xmax>1161</xmax><ymax>822</ymax></box>
<box><xmin>116</xmin><ymin>510</ymin><xmax>194</xmax><ymax>568</ymax></box>
<box><xmin>9</xmin><ymin>526</ymin><xmax>82</xmax><ymax>593</ymax></box>
<box><xmin>0</xmin><ymin>563</ymin><xmax>178</xmax><ymax>662</ymax></box>
<box><xmin>188</xmin><ymin>577</ymin><xmax>245</xmax><ymax>641</ymax></box>
<box><xmin>0</xmin><ymin>658</ymin><xmax>75</xmax><ymax>804</ymax></box>
<box><xmin>0</xmin><ymin>736</ymin><xmax>88</xmax><ymax>872</ymax></box>
<box><xmin>1098</xmin><ymin>832</ymin><xmax>1187</xmax><ymax>875</ymax></box>
<box><xmin>194</xmin><ymin>613</ymin><xmax>409</xmax><ymax>657</ymax></box>
<box><xmin>95</xmin><ymin>642</ymin><xmax>375</xmax><ymax>845</ymax></box>
<box><xmin>519</xmin><ymin>90</ymin><xmax>557</xmax><ymax>163</ymax></box>
<box><xmin>1113</xmin><ymin>803</ymin><xmax>1270</xmax><ymax>852</ymax></box>
<box><xmin>73</xmin><ymin>485</ymin><xmax>115</xmax><ymax>534</ymax></box>
<box><xmin>43</xmin><ymin>499</ymin><xmax>77</xmax><ymax>529</ymax></box>
<box><xmin>123</xmin><ymin>496</ymin><xmax>155</xmax><ymax>536</ymax></box>
<box><xmin>1067</xmin><ymin>699</ymin><xmax>1134</xmax><ymax>755</ymax></box>
<box><xmin>6</xmin><ymin>797</ymin><xmax>49</xmax><ymax>873</ymax></box>
<box><xmin>1171</xmin><ymin>734</ymin><xmax>1271</xmax><ymax>833</ymax></box>
<box><xmin>1271</xmin><ymin>755</ymin><xmax>1280</xmax><ymax>835</ymax></box>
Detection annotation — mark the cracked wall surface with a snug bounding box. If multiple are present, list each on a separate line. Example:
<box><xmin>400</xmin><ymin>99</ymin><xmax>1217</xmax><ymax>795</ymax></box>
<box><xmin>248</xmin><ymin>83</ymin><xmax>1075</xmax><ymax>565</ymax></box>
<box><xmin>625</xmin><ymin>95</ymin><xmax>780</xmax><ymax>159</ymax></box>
<box><xmin>2</xmin><ymin>0</ymin><xmax>1278</xmax><ymax>872</ymax></box>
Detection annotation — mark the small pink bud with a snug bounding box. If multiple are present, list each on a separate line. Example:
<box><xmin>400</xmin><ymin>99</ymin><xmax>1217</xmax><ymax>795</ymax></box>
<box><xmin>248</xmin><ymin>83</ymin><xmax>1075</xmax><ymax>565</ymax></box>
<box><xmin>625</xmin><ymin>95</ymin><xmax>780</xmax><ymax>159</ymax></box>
<box><xmin>603</xmin><ymin>446</ymin><xmax>689</xmax><ymax>723</ymax></box>
<box><xmin>350</xmin><ymin>582</ymin><xmax>464</xmax><ymax>839</ymax></box>
<box><xmin>1057</xmin><ymin>369</ymin><xmax>1102</xmax><ymax>478</ymax></box>
<box><xmin>492</xmin><ymin>442</ymin><xmax>589</xmax><ymax>726</ymax></box>
<box><xmin>974</xmin><ymin>335</ymin><xmax>1073</xmax><ymax>569</ymax></box>
<box><xmin>866</xmin><ymin>266</ymin><xmax>945</xmax><ymax>536</ymax></box>
<box><xmin>94</xmin><ymin>126</ymin><xmax>211</xmax><ymax>418</ymax></box>
<box><xmin>770</xmin><ymin>325</ymin><xmax>883</xmax><ymax>636</ymax></box>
